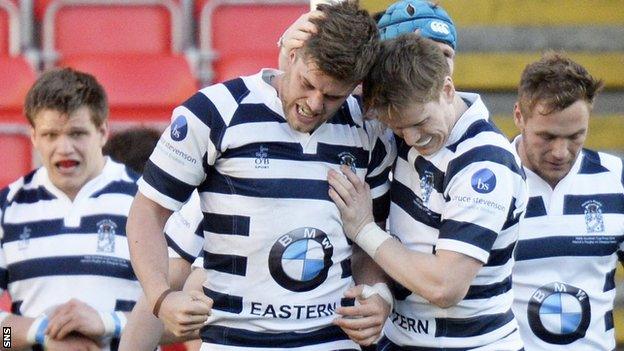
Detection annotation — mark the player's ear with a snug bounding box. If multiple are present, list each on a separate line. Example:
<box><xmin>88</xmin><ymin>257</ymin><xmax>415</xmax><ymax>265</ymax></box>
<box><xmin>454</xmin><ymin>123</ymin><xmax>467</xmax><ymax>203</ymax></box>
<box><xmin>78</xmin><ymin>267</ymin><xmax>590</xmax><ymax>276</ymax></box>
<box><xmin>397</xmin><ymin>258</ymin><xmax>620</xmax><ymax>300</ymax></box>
<box><xmin>441</xmin><ymin>76</ymin><xmax>454</xmax><ymax>103</ymax></box>
<box><xmin>513</xmin><ymin>103</ymin><xmax>525</xmax><ymax>130</ymax></box>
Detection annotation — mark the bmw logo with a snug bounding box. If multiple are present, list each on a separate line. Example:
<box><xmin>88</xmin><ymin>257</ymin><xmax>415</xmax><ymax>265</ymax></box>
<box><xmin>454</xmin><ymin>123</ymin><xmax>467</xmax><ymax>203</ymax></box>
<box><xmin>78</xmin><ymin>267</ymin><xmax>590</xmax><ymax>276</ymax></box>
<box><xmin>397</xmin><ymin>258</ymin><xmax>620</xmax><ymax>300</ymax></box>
<box><xmin>268</xmin><ymin>227</ymin><xmax>333</xmax><ymax>292</ymax></box>
<box><xmin>527</xmin><ymin>282</ymin><xmax>591</xmax><ymax>344</ymax></box>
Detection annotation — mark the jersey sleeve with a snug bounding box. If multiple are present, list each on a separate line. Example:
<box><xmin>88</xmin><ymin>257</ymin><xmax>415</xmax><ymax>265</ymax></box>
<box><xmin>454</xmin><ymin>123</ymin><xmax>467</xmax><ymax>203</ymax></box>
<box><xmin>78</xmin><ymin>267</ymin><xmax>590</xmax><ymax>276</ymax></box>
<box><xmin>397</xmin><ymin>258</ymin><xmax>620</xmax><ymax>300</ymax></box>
<box><xmin>0</xmin><ymin>188</ymin><xmax>9</xmax><ymax>295</ymax></box>
<box><xmin>364</xmin><ymin>119</ymin><xmax>396</xmax><ymax>223</ymax></box>
<box><xmin>437</xmin><ymin>148</ymin><xmax>525</xmax><ymax>263</ymax></box>
<box><xmin>165</xmin><ymin>191</ymin><xmax>204</xmax><ymax>263</ymax></box>
<box><xmin>138</xmin><ymin>88</ymin><xmax>228</xmax><ymax>211</ymax></box>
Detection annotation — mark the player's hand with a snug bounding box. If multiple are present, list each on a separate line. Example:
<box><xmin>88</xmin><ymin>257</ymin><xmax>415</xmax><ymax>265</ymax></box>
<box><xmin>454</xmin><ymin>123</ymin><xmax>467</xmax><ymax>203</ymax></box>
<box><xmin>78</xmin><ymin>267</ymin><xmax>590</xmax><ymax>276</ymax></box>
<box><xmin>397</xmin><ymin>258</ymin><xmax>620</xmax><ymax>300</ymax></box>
<box><xmin>46</xmin><ymin>299</ymin><xmax>105</xmax><ymax>341</ymax></box>
<box><xmin>328</xmin><ymin>165</ymin><xmax>375</xmax><ymax>240</ymax></box>
<box><xmin>278</xmin><ymin>10</ymin><xmax>323</xmax><ymax>70</ymax></box>
<box><xmin>157</xmin><ymin>290</ymin><xmax>213</xmax><ymax>337</ymax></box>
<box><xmin>333</xmin><ymin>285</ymin><xmax>391</xmax><ymax>346</ymax></box>
<box><xmin>45</xmin><ymin>333</ymin><xmax>101</xmax><ymax>351</ymax></box>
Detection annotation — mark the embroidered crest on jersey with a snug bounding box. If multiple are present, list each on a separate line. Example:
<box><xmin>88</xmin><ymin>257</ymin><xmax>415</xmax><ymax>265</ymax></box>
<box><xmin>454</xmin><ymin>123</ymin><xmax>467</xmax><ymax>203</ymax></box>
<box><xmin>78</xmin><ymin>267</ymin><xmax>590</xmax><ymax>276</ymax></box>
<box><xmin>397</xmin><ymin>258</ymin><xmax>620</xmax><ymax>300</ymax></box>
<box><xmin>419</xmin><ymin>171</ymin><xmax>434</xmax><ymax>205</ymax></box>
<box><xmin>255</xmin><ymin>145</ymin><xmax>270</xmax><ymax>169</ymax></box>
<box><xmin>170</xmin><ymin>115</ymin><xmax>188</xmax><ymax>141</ymax></box>
<box><xmin>268</xmin><ymin>227</ymin><xmax>333</xmax><ymax>292</ymax></box>
<box><xmin>96</xmin><ymin>219</ymin><xmax>117</xmax><ymax>253</ymax></box>
<box><xmin>338</xmin><ymin>152</ymin><xmax>357</xmax><ymax>173</ymax></box>
<box><xmin>582</xmin><ymin>200</ymin><xmax>604</xmax><ymax>233</ymax></box>
<box><xmin>527</xmin><ymin>282</ymin><xmax>590</xmax><ymax>345</ymax></box>
<box><xmin>471</xmin><ymin>168</ymin><xmax>496</xmax><ymax>194</ymax></box>
<box><xmin>18</xmin><ymin>226</ymin><xmax>31</xmax><ymax>250</ymax></box>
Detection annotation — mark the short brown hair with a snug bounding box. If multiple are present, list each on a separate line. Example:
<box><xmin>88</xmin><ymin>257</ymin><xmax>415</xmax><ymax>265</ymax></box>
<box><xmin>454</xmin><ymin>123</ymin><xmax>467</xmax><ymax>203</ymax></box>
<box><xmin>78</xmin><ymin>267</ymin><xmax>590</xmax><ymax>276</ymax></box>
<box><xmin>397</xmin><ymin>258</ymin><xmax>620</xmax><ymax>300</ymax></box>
<box><xmin>517</xmin><ymin>51</ymin><xmax>604</xmax><ymax>117</ymax></box>
<box><xmin>302</xmin><ymin>1</ymin><xmax>379</xmax><ymax>85</ymax></box>
<box><xmin>103</xmin><ymin>127</ymin><xmax>161</xmax><ymax>174</ymax></box>
<box><xmin>24</xmin><ymin>67</ymin><xmax>108</xmax><ymax>126</ymax></box>
<box><xmin>363</xmin><ymin>34</ymin><xmax>449</xmax><ymax>122</ymax></box>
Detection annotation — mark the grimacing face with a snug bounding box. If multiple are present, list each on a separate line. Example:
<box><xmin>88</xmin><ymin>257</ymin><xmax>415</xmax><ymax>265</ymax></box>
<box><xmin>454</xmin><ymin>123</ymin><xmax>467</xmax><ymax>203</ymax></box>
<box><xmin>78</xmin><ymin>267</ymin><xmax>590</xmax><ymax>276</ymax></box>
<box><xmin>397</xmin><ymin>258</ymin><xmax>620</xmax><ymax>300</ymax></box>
<box><xmin>385</xmin><ymin>89</ymin><xmax>455</xmax><ymax>156</ymax></box>
<box><xmin>514</xmin><ymin>99</ymin><xmax>590</xmax><ymax>188</ymax></box>
<box><xmin>30</xmin><ymin>106</ymin><xmax>108</xmax><ymax>199</ymax></box>
<box><xmin>278</xmin><ymin>52</ymin><xmax>355</xmax><ymax>133</ymax></box>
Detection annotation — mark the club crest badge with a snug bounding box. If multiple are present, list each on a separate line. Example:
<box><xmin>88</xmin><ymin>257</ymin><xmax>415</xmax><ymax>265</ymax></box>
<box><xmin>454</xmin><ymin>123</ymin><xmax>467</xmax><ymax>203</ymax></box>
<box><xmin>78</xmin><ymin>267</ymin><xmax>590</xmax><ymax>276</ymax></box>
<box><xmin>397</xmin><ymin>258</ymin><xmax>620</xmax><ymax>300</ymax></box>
<box><xmin>19</xmin><ymin>226</ymin><xmax>31</xmax><ymax>250</ymax></box>
<box><xmin>419</xmin><ymin>171</ymin><xmax>434</xmax><ymax>205</ymax></box>
<box><xmin>582</xmin><ymin>200</ymin><xmax>604</xmax><ymax>233</ymax></box>
<box><xmin>255</xmin><ymin>145</ymin><xmax>270</xmax><ymax>169</ymax></box>
<box><xmin>97</xmin><ymin>219</ymin><xmax>117</xmax><ymax>253</ymax></box>
<box><xmin>338</xmin><ymin>152</ymin><xmax>357</xmax><ymax>173</ymax></box>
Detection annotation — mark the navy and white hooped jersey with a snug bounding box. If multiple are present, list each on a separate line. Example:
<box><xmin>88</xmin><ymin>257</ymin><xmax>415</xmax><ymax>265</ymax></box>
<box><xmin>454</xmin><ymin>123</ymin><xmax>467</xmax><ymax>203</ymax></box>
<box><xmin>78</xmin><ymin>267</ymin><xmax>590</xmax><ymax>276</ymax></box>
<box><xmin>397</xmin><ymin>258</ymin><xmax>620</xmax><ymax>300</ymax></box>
<box><xmin>0</xmin><ymin>158</ymin><xmax>141</xmax><ymax>351</ymax></box>
<box><xmin>512</xmin><ymin>143</ymin><xmax>624</xmax><ymax>351</ymax></box>
<box><xmin>165</xmin><ymin>190</ymin><xmax>204</xmax><ymax>263</ymax></box>
<box><xmin>385</xmin><ymin>92</ymin><xmax>527</xmax><ymax>349</ymax></box>
<box><xmin>138</xmin><ymin>69</ymin><xmax>395</xmax><ymax>350</ymax></box>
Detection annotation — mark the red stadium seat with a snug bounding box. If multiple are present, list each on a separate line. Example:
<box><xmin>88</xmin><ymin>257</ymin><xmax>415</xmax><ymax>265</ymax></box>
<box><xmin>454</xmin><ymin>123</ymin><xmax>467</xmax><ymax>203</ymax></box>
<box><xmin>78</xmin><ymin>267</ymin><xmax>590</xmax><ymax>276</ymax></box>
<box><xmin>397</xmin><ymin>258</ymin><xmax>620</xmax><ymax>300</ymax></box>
<box><xmin>0</xmin><ymin>56</ymin><xmax>37</xmax><ymax>122</ymax></box>
<box><xmin>199</xmin><ymin>0</ymin><xmax>308</xmax><ymax>84</ymax></box>
<box><xmin>0</xmin><ymin>127</ymin><xmax>33</xmax><ymax>188</ymax></box>
<box><xmin>63</xmin><ymin>54</ymin><xmax>197</xmax><ymax>121</ymax></box>
<box><xmin>0</xmin><ymin>0</ymin><xmax>37</xmax><ymax>123</ymax></box>
<box><xmin>42</xmin><ymin>0</ymin><xmax>198</xmax><ymax>122</ymax></box>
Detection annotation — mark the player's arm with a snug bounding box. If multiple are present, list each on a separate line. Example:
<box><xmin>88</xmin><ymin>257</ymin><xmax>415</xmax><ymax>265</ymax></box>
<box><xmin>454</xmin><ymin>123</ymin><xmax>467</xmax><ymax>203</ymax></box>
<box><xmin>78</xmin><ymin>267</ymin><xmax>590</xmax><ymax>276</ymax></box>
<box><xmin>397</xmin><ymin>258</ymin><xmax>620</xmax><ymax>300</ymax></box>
<box><xmin>127</xmin><ymin>192</ymin><xmax>173</xmax><ymax>306</ymax></box>
<box><xmin>329</xmin><ymin>166</ymin><xmax>486</xmax><ymax>308</ymax></box>
<box><xmin>119</xmin><ymin>258</ymin><xmax>195</xmax><ymax>351</ymax></box>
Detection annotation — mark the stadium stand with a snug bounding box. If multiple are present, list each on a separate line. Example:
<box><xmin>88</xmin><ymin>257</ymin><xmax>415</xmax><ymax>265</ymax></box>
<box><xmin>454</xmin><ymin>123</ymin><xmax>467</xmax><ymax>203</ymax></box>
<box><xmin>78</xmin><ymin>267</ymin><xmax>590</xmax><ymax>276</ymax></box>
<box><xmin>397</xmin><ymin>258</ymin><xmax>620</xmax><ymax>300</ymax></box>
<box><xmin>40</xmin><ymin>0</ymin><xmax>198</xmax><ymax>121</ymax></box>
<box><xmin>0</xmin><ymin>0</ymin><xmax>36</xmax><ymax>188</ymax></box>
<box><xmin>197</xmin><ymin>0</ymin><xmax>308</xmax><ymax>84</ymax></box>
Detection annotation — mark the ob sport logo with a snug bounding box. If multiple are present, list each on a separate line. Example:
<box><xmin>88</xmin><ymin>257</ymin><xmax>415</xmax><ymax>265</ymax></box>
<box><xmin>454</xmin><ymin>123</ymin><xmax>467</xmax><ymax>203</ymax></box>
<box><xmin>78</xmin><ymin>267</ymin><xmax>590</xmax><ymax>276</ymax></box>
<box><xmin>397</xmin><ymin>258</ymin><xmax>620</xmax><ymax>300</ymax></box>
<box><xmin>268</xmin><ymin>227</ymin><xmax>333</xmax><ymax>292</ymax></box>
<box><xmin>528</xmin><ymin>282</ymin><xmax>591</xmax><ymax>344</ymax></box>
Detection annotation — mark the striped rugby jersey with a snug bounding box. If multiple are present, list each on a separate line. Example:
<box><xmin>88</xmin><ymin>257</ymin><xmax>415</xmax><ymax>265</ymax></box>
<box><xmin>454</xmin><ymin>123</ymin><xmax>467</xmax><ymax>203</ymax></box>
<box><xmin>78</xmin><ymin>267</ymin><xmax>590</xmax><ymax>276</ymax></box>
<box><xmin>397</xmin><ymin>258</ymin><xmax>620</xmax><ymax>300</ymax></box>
<box><xmin>0</xmin><ymin>158</ymin><xmax>141</xmax><ymax>351</ymax></box>
<box><xmin>512</xmin><ymin>144</ymin><xmax>624</xmax><ymax>351</ymax></box>
<box><xmin>138</xmin><ymin>69</ymin><xmax>396</xmax><ymax>350</ymax></box>
<box><xmin>384</xmin><ymin>93</ymin><xmax>527</xmax><ymax>350</ymax></box>
<box><xmin>165</xmin><ymin>190</ymin><xmax>203</xmax><ymax>264</ymax></box>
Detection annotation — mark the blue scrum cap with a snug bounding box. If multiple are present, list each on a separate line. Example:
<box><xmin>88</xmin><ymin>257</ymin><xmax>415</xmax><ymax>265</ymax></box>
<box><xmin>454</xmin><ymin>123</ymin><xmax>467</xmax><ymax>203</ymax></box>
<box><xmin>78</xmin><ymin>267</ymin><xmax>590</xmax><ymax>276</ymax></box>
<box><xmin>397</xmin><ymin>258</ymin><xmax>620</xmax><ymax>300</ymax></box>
<box><xmin>378</xmin><ymin>0</ymin><xmax>457</xmax><ymax>50</ymax></box>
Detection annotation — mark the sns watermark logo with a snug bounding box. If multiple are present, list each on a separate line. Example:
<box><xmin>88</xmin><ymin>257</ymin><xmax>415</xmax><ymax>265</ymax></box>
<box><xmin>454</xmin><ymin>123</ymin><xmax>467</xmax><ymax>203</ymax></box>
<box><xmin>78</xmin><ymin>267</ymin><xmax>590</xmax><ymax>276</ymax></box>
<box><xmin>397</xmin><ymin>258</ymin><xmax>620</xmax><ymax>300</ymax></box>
<box><xmin>429</xmin><ymin>20</ymin><xmax>450</xmax><ymax>35</ymax></box>
<box><xmin>268</xmin><ymin>227</ymin><xmax>333</xmax><ymax>292</ymax></box>
<box><xmin>96</xmin><ymin>219</ymin><xmax>117</xmax><ymax>253</ymax></box>
<box><xmin>528</xmin><ymin>282</ymin><xmax>590</xmax><ymax>345</ymax></box>
<box><xmin>583</xmin><ymin>200</ymin><xmax>604</xmax><ymax>233</ymax></box>
<box><xmin>3</xmin><ymin>327</ymin><xmax>10</xmax><ymax>348</ymax></box>
<box><xmin>338</xmin><ymin>152</ymin><xmax>357</xmax><ymax>173</ymax></box>
<box><xmin>471</xmin><ymin>168</ymin><xmax>496</xmax><ymax>194</ymax></box>
<box><xmin>170</xmin><ymin>115</ymin><xmax>188</xmax><ymax>141</ymax></box>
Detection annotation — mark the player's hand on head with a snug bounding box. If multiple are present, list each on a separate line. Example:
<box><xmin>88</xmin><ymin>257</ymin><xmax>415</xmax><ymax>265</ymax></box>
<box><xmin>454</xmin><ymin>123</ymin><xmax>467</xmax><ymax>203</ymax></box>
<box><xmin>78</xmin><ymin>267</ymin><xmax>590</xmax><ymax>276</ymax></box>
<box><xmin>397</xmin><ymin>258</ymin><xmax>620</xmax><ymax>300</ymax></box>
<box><xmin>157</xmin><ymin>290</ymin><xmax>213</xmax><ymax>337</ymax></box>
<box><xmin>46</xmin><ymin>298</ymin><xmax>105</xmax><ymax>341</ymax></box>
<box><xmin>333</xmin><ymin>285</ymin><xmax>391</xmax><ymax>346</ymax></box>
<box><xmin>44</xmin><ymin>333</ymin><xmax>101</xmax><ymax>351</ymax></box>
<box><xmin>278</xmin><ymin>10</ymin><xmax>324</xmax><ymax>70</ymax></box>
<box><xmin>328</xmin><ymin>165</ymin><xmax>375</xmax><ymax>239</ymax></box>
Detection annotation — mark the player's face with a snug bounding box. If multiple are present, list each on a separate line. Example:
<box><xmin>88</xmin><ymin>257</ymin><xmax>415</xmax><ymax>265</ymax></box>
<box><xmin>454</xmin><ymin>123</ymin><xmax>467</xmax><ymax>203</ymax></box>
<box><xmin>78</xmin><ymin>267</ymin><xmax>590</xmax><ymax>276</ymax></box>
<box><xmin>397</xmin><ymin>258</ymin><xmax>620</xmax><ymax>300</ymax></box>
<box><xmin>279</xmin><ymin>53</ymin><xmax>355</xmax><ymax>133</ymax></box>
<box><xmin>514</xmin><ymin>100</ymin><xmax>590</xmax><ymax>188</ymax></box>
<box><xmin>31</xmin><ymin>107</ymin><xmax>108</xmax><ymax>199</ymax></box>
<box><xmin>384</xmin><ymin>90</ymin><xmax>455</xmax><ymax>156</ymax></box>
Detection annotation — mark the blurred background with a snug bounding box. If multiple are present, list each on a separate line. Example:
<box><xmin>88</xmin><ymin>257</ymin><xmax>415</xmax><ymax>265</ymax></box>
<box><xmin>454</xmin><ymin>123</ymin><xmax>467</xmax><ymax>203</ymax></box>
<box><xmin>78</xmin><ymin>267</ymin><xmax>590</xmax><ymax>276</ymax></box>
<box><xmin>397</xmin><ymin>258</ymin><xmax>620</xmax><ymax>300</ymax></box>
<box><xmin>1</xmin><ymin>0</ymin><xmax>623</xmax><ymax>350</ymax></box>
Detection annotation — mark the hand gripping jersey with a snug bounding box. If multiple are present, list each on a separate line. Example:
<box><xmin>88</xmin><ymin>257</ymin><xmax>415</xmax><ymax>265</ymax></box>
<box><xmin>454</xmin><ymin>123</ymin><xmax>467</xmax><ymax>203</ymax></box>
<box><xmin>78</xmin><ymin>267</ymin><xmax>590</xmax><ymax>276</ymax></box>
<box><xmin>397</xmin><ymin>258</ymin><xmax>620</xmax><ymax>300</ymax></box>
<box><xmin>0</xmin><ymin>159</ymin><xmax>142</xmax><ymax>351</ymax></box>
<box><xmin>138</xmin><ymin>69</ymin><xmax>396</xmax><ymax>351</ymax></box>
<box><xmin>384</xmin><ymin>93</ymin><xmax>528</xmax><ymax>350</ymax></box>
<box><xmin>512</xmin><ymin>146</ymin><xmax>624</xmax><ymax>351</ymax></box>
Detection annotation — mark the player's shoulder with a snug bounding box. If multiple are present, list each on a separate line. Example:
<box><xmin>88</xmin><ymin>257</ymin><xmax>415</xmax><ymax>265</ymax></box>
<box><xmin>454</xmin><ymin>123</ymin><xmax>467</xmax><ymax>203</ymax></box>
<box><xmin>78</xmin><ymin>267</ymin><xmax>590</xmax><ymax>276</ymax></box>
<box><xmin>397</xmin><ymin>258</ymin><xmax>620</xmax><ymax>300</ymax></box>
<box><xmin>580</xmin><ymin>148</ymin><xmax>623</xmax><ymax>177</ymax></box>
<box><xmin>1</xmin><ymin>168</ymin><xmax>43</xmax><ymax>208</ymax></box>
